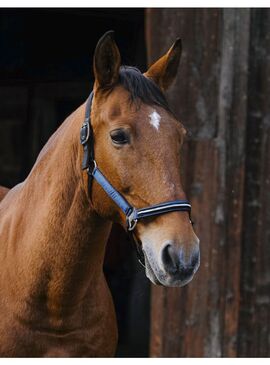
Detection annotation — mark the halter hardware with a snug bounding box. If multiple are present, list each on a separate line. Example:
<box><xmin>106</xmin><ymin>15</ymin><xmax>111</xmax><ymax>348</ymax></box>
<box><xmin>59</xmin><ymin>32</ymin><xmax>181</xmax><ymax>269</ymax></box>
<box><xmin>80</xmin><ymin>92</ymin><xmax>192</xmax><ymax>267</ymax></box>
<box><xmin>126</xmin><ymin>209</ymin><xmax>138</xmax><ymax>231</ymax></box>
<box><xmin>80</xmin><ymin>120</ymin><xmax>90</xmax><ymax>145</ymax></box>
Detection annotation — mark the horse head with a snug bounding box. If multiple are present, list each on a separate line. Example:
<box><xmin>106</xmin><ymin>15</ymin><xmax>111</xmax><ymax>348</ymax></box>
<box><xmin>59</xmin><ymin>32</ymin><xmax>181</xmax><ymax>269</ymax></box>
<box><xmin>88</xmin><ymin>31</ymin><xmax>200</xmax><ymax>287</ymax></box>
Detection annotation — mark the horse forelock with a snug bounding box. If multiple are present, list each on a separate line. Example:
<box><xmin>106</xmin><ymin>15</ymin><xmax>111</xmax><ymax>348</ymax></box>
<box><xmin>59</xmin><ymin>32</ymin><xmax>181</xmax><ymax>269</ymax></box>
<box><xmin>117</xmin><ymin>66</ymin><xmax>172</xmax><ymax>113</ymax></box>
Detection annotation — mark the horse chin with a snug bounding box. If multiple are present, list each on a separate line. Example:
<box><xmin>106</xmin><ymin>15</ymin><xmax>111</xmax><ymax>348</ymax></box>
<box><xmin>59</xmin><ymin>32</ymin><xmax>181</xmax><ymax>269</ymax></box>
<box><xmin>143</xmin><ymin>250</ymin><xmax>196</xmax><ymax>288</ymax></box>
<box><xmin>144</xmin><ymin>254</ymin><xmax>162</xmax><ymax>285</ymax></box>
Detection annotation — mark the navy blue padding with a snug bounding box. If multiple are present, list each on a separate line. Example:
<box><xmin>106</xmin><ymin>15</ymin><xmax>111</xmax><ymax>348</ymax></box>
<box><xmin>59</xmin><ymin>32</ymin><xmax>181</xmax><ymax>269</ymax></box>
<box><xmin>92</xmin><ymin>166</ymin><xmax>133</xmax><ymax>216</ymax></box>
<box><xmin>138</xmin><ymin>200</ymin><xmax>191</xmax><ymax>210</ymax></box>
<box><xmin>135</xmin><ymin>201</ymin><xmax>191</xmax><ymax>220</ymax></box>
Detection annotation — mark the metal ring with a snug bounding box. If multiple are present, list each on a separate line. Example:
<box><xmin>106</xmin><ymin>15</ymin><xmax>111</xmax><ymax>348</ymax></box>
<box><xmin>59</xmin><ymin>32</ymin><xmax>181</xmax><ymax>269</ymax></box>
<box><xmin>128</xmin><ymin>218</ymin><xmax>138</xmax><ymax>231</ymax></box>
<box><xmin>87</xmin><ymin>160</ymin><xmax>97</xmax><ymax>176</ymax></box>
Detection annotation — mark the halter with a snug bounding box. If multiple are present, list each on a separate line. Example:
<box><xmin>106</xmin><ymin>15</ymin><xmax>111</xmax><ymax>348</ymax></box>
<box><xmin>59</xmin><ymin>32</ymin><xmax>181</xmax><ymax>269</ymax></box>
<box><xmin>80</xmin><ymin>92</ymin><xmax>192</xmax><ymax>267</ymax></box>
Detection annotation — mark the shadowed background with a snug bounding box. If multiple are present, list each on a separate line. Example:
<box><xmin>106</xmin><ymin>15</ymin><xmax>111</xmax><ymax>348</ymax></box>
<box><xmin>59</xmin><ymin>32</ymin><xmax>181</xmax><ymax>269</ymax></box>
<box><xmin>0</xmin><ymin>8</ymin><xmax>270</xmax><ymax>357</ymax></box>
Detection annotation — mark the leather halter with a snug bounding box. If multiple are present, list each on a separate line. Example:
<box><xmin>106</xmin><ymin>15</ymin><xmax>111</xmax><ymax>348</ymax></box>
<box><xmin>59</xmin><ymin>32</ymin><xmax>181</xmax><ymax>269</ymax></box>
<box><xmin>80</xmin><ymin>92</ymin><xmax>192</xmax><ymax>267</ymax></box>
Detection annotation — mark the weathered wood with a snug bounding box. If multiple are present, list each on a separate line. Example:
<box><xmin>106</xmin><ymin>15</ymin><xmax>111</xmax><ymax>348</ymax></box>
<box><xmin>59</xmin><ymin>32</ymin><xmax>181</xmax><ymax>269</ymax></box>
<box><xmin>147</xmin><ymin>8</ymin><xmax>269</xmax><ymax>357</ymax></box>
<box><xmin>147</xmin><ymin>8</ymin><xmax>227</xmax><ymax>357</ymax></box>
<box><xmin>146</xmin><ymin>8</ymin><xmax>221</xmax><ymax>139</ymax></box>
<box><xmin>238</xmin><ymin>9</ymin><xmax>270</xmax><ymax>357</ymax></box>
<box><xmin>221</xmin><ymin>9</ymin><xmax>250</xmax><ymax>357</ymax></box>
<box><xmin>150</xmin><ymin>140</ymin><xmax>222</xmax><ymax>357</ymax></box>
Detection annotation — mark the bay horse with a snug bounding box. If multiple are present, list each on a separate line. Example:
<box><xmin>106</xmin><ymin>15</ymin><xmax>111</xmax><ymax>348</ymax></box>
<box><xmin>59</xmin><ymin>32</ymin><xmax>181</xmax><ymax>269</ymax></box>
<box><xmin>0</xmin><ymin>31</ymin><xmax>199</xmax><ymax>357</ymax></box>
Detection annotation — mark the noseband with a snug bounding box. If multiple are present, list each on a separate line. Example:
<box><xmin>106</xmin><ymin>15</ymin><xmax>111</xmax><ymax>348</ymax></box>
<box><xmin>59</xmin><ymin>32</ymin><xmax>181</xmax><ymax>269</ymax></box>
<box><xmin>80</xmin><ymin>92</ymin><xmax>192</xmax><ymax>267</ymax></box>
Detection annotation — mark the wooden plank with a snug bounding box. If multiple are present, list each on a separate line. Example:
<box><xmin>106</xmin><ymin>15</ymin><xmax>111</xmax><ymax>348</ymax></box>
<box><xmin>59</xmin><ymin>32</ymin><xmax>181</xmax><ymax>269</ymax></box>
<box><xmin>150</xmin><ymin>140</ymin><xmax>224</xmax><ymax>357</ymax></box>
<box><xmin>238</xmin><ymin>9</ymin><xmax>270</xmax><ymax>357</ymax></box>
<box><xmin>182</xmin><ymin>140</ymin><xmax>225</xmax><ymax>357</ymax></box>
<box><xmin>147</xmin><ymin>9</ymin><xmax>251</xmax><ymax>357</ymax></box>
<box><xmin>221</xmin><ymin>9</ymin><xmax>250</xmax><ymax>357</ymax></box>
<box><xmin>146</xmin><ymin>9</ymin><xmax>226</xmax><ymax>357</ymax></box>
<box><xmin>150</xmin><ymin>285</ymin><xmax>166</xmax><ymax>356</ymax></box>
<box><xmin>146</xmin><ymin>8</ymin><xmax>221</xmax><ymax>139</ymax></box>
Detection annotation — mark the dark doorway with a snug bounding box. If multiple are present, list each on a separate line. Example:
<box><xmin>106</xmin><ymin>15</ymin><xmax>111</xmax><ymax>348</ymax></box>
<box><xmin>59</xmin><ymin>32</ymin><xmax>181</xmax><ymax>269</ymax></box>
<box><xmin>0</xmin><ymin>8</ymin><xmax>150</xmax><ymax>357</ymax></box>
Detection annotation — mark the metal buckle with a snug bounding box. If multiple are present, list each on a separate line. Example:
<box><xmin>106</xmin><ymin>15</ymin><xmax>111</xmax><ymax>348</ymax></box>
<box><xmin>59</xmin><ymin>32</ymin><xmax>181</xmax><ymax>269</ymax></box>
<box><xmin>127</xmin><ymin>209</ymin><xmax>138</xmax><ymax>231</ymax></box>
<box><xmin>87</xmin><ymin>160</ymin><xmax>97</xmax><ymax>176</ymax></box>
<box><xmin>80</xmin><ymin>120</ymin><xmax>90</xmax><ymax>145</ymax></box>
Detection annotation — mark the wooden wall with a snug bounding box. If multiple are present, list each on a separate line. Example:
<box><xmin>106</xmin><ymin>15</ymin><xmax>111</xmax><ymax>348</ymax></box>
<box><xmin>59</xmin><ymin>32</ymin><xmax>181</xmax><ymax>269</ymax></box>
<box><xmin>146</xmin><ymin>8</ymin><xmax>270</xmax><ymax>357</ymax></box>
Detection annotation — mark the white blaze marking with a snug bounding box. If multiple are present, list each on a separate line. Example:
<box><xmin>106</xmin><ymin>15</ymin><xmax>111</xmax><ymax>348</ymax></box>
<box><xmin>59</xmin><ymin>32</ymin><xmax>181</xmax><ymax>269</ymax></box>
<box><xmin>149</xmin><ymin>110</ymin><xmax>161</xmax><ymax>131</ymax></box>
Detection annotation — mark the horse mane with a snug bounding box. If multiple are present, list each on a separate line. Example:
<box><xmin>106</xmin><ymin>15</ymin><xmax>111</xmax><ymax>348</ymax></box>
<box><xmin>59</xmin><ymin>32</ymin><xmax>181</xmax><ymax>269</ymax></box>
<box><xmin>117</xmin><ymin>66</ymin><xmax>172</xmax><ymax>113</ymax></box>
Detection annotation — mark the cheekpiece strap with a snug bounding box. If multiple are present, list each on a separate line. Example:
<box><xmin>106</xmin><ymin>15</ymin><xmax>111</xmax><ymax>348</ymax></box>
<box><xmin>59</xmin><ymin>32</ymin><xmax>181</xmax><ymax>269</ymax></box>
<box><xmin>80</xmin><ymin>92</ymin><xmax>94</xmax><ymax>170</ymax></box>
<box><xmin>92</xmin><ymin>166</ymin><xmax>133</xmax><ymax>217</ymax></box>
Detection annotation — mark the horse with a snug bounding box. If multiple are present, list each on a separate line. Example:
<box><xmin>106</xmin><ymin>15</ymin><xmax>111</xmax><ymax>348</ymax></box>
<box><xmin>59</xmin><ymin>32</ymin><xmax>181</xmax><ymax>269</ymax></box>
<box><xmin>0</xmin><ymin>31</ymin><xmax>200</xmax><ymax>357</ymax></box>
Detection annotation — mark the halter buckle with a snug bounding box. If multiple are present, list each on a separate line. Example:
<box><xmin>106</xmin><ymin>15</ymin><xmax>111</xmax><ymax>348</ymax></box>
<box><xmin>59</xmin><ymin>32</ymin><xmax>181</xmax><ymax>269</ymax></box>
<box><xmin>87</xmin><ymin>160</ymin><xmax>97</xmax><ymax>176</ymax></box>
<box><xmin>80</xmin><ymin>120</ymin><xmax>90</xmax><ymax>145</ymax></box>
<box><xmin>127</xmin><ymin>209</ymin><xmax>138</xmax><ymax>231</ymax></box>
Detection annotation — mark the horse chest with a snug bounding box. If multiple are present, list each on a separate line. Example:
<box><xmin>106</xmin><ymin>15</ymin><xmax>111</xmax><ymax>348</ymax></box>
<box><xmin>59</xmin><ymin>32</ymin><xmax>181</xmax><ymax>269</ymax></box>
<box><xmin>0</xmin><ymin>309</ymin><xmax>118</xmax><ymax>357</ymax></box>
<box><xmin>0</xmin><ymin>287</ymin><xmax>118</xmax><ymax>357</ymax></box>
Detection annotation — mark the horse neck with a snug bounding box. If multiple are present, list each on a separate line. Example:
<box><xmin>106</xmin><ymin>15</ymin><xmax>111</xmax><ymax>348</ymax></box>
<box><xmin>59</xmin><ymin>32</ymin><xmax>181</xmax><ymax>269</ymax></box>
<box><xmin>12</xmin><ymin>104</ymin><xmax>112</xmax><ymax>313</ymax></box>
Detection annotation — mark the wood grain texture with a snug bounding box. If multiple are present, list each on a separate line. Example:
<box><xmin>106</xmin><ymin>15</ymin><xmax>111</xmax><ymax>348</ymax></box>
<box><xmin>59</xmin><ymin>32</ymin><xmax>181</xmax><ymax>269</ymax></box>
<box><xmin>147</xmin><ymin>8</ymin><xmax>270</xmax><ymax>357</ymax></box>
<box><xmin>238</xmin><ymin>9</ymin><xmax>270</xmax><ymax>357</ymax></box>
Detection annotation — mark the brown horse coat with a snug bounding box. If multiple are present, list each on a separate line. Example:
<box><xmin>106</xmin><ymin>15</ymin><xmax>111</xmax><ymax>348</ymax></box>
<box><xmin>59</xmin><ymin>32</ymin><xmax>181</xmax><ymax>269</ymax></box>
<box><xmin>0</xmin><ymin>32</ymin><xmax>199</xmax><ymax>357</ymax></box>
<box><xmin>0</xmin><ymin>103</ymin><xmax>117</xmax><ymax>356</ymax></box>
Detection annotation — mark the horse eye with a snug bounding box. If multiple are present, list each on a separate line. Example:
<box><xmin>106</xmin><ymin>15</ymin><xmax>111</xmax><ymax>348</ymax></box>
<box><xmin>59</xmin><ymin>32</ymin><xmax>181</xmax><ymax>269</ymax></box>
<box><xmin>110</xmin><ymin>129</ymin><xmax>129</xmax><ymax>145</ymax></box>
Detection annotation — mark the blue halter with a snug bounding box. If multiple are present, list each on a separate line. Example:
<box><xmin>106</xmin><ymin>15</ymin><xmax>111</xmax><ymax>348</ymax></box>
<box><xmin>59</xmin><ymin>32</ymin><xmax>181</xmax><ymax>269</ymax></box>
<box><xmin>80</xmin><ymin>92</ymin><xmax>192</xmax><ymax>266</ymax></box>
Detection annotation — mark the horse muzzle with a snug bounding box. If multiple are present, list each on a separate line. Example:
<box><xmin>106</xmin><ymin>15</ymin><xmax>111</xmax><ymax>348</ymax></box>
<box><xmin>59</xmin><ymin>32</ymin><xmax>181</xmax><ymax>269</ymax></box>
<box><xmin>142</xmin><ymin>238</ymin><xmax>200</xmax><ymax>287</ymax></box>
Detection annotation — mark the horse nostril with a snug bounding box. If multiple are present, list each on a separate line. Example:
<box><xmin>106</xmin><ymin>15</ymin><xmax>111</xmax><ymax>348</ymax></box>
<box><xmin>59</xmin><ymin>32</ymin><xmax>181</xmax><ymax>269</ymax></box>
<box><xmin>161</xmin><ymin>244</ymin><xmax>179</xmax><ymax>274</ymax></box>
<box><xmin>179</xmin><ymin>266</ymin><xmax>194</xmax><ymax>280</ymax></box>
<box><xmin>161</xmin><ymin>244</ymin><xmax>200</xmax><ymax>279</ymax></box>
<box><xmin>178</xmin><ymin>249</ymin><xmax>200</xmax><ymax>280</ymax></box>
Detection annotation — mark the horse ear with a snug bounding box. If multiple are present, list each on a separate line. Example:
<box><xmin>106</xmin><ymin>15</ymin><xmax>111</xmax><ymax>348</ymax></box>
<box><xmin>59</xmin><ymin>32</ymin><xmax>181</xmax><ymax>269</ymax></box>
<box><xmin>94</xmin><ymin>30</ymin><xmax>121</xmax><ymax>89</ymax></box>
<box><xmin>145</xmin><ymin>38</ymin><xmax>182</xmax><ymax>91</ymax></box>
